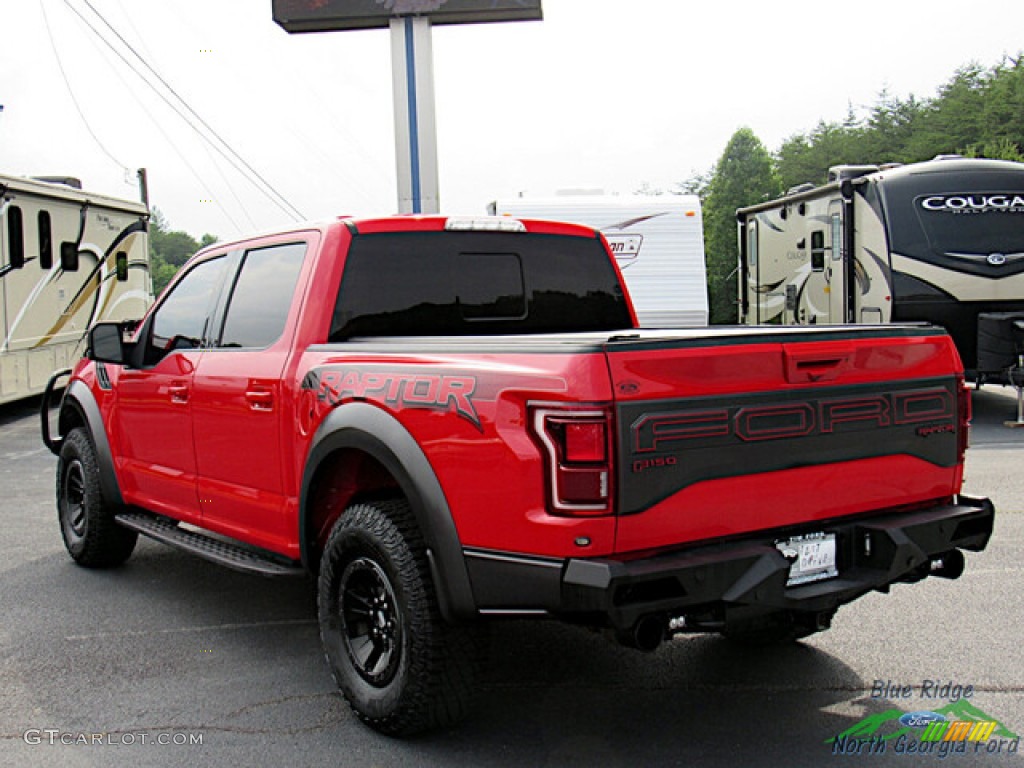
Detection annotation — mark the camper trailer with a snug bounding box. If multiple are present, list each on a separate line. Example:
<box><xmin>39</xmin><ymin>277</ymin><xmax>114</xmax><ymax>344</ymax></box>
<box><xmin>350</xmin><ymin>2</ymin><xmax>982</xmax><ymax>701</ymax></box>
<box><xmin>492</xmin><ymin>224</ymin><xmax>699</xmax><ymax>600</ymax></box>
<box><xmin>489</xmin><ymin>195</ymin><xmax>708</xmax><ymax>327</ymax></box>
<box><xmin>737</xmin><ymin>157</ymin><xmax>1024</xmax><ymax>380</ymax></box>
<box><xmin>0</xmin><ymin>173</ymin><xmax>151</xmax><ymax>404</ymax></box>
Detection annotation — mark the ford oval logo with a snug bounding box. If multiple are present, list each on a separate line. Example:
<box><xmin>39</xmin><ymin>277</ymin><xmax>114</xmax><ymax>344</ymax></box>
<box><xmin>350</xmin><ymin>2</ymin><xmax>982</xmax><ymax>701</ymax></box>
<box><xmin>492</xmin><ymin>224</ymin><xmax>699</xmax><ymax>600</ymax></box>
<box><xmin>899</xmin><ymin>711</ymin><xmax>947</xmax><ymax>728</ymax></box>
<box><xmin>988</xmin><ymin>252</ymin><xmax>1008</xmax><ymax>266</ymax></box>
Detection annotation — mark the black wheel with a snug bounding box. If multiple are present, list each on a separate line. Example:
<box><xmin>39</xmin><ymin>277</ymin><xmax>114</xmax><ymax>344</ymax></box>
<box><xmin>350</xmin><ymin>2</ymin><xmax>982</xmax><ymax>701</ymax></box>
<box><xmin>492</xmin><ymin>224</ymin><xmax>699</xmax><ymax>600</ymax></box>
<box><xmin>318</xmin><ymin>499</ymin><xmax>478</xmax><ymax>736</ymax></box>
<box><xmin>57</xmin><ymin>428</ymin><xmax>137</xmax><ymax>567</ymax></box>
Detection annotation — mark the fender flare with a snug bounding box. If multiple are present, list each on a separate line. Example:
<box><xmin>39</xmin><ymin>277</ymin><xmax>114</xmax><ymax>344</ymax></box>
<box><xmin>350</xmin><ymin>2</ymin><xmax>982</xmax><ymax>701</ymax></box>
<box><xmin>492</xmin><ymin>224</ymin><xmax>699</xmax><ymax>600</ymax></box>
<box><xmin>299</xmin><ymin>402</ymin><xmax>477</xmax><ymax>621</ymax></box>
<box><xmin>60</xmin><ymin>379</ymin><xmax>125</xmax><ymax>508</ymax></box>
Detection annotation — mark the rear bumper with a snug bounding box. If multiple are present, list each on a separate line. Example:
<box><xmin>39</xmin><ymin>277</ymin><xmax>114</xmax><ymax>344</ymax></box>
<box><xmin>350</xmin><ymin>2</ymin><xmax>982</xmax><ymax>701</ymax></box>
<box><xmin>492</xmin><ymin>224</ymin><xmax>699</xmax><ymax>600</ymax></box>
<box><xmin>561</xmin><ymin>495</ymin><xmax>994</xmax><ymax>631</ymax></box>
<box><xmin>465</xmin><ymin>495</ymin><xmax>994</xmax><ymax>632</ymax></box>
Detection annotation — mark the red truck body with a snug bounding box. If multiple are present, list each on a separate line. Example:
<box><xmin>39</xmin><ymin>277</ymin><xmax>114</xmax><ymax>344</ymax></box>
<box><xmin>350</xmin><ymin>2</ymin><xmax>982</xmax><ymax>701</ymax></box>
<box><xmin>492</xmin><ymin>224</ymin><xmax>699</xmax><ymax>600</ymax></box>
<box><xmin>43</xmin><ymin>214</ymin><xmax>994</xmax><ymax>735</ymax></box>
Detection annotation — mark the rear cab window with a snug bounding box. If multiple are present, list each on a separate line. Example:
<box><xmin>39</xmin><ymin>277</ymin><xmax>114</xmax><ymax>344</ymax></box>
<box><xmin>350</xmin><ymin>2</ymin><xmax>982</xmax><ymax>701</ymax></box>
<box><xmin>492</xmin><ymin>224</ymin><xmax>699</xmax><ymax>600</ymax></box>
<box><xmin>330</xmin><ymin>231</ymin><xmax>631</xmax><ymax>340</ymax></box>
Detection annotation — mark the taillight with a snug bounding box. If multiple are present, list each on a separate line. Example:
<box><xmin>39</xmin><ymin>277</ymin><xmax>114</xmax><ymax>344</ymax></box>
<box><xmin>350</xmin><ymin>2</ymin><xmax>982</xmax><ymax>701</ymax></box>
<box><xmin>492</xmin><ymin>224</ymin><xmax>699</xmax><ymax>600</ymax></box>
<box><xmin>531</xmin><ymin>407</ymin><xmax>613</xmax><ymax>516</ymax></box>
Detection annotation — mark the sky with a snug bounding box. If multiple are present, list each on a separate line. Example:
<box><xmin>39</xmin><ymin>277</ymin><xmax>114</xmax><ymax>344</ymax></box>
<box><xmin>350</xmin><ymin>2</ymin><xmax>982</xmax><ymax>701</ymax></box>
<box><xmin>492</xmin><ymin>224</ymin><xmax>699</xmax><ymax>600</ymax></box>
<box><xmin>2</xmin><ymin>0</ymin><xmax>1024</xmax><ymax>240</ymax></box>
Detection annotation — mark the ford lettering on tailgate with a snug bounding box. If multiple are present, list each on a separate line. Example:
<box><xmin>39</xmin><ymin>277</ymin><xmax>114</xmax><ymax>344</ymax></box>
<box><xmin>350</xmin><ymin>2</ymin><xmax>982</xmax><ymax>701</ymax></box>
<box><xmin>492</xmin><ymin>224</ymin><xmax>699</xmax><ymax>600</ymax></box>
<box><xmin>617</xmin><ymin>379</ymin><xmax>958</xmax><ymax>515</ymax></box>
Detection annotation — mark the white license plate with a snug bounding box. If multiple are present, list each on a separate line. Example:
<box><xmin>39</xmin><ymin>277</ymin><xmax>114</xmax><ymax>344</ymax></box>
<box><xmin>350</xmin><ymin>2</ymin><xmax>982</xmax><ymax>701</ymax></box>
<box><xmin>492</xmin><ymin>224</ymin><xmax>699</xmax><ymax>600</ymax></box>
<box><xmin>776</xmin><ymin>532</ymin><xmax>838</xmax><ymax>586</ymax></box>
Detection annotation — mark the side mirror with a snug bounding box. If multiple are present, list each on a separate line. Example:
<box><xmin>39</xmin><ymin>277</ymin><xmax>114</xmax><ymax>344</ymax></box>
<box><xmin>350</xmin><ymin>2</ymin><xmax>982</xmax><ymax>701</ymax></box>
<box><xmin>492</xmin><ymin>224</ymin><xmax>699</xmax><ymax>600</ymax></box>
<box><xmin>89</xmin><ymin>322</ymin><xmax>126</xmax><ymax>364</ymax></box>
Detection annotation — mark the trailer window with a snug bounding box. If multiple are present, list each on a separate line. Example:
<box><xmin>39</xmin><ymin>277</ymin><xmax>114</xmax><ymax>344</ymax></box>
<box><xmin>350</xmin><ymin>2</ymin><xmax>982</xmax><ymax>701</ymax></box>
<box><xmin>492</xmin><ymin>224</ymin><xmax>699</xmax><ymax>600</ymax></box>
<box><xmin>913</xmin><ymin>193</ymin><xmax>1024</xmax><ymax>255</ymax></box>
<box><xmin>747</xmin><ymin>221</ymin><xmax>758</xmax><ymax>268</ymax></box>
<box><xmin>115</xmin><ymin>251</ymin><xmax>128</xmax><ymax>282</ymax></box>
<box><xmin>882</xmin><ymin>171</ymin><xmax>1024</xmax><ymax>276</ymax></box>
<box><xmin>811</xmin><ymin>230</ymin><xmax>826</xmax><ymax>272</ymax></box>
<box><xmin>38</xmin><ymin>211</ymin><xmax>53</xmax><ymax>270</ymax></box>
<box><xmin>60</xmin><ymin>242</ymin><xmax>79</xmax><ymax>271</ymax></box>
<box><xmin>830</xmin><ymin>214</ymin><xmax>842</xmax><ymax>261</ymax></box>
<box><xmin>7</xmin><ymin>206</ymin><xmax>24</xmax><ymax>269</ymax></box>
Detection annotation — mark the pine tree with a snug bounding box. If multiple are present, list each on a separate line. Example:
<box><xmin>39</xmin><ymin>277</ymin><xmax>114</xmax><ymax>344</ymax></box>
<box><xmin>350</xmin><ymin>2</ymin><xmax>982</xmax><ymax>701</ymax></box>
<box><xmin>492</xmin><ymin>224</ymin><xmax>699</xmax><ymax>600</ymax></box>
<box><xmin>702</xmin><ymin>128</ymin><xmax>781</xmax><ymax>324</ymax></box>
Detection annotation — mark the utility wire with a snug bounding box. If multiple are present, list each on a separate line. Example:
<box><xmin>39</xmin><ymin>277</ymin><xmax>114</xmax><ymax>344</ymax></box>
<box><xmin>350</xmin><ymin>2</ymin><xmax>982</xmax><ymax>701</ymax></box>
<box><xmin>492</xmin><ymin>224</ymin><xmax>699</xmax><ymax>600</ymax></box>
<box><xmin>40</xmin><ymin>0</ymin><xmax>131</xmax><ymax>174</ymax></box>
<box><xmin>78</xmin><ymin>0</ymin><xmax>305</xmax><ymax>221</ymax></box>
<box><xmin>72</xmin><ymin>15</ymin><xmax>247</xmax><ymax>233</ymax></box>
<box><xmin>64</xmin><ymin>0</ymin><xmax>305</xmax><ymax>222</ymax></box>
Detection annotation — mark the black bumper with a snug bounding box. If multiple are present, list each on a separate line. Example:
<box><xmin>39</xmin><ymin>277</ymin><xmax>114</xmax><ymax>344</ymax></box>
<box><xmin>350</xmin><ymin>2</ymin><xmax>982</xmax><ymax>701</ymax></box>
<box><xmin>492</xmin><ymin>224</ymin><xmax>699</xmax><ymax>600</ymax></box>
<box><xmin>557</xmin><ymin>495</ymin><xmax>994</xmax><ymax>632</ymax></box>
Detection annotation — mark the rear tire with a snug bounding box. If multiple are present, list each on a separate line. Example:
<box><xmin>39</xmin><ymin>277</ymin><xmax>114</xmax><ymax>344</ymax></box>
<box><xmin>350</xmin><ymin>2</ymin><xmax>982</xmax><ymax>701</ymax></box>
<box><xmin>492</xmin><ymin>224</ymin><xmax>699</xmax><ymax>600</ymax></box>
<box><xmin>57</xmin><ymin>428</ymin><xmax>137</xmax><ymax>567</ymax></box>
<box><xmin>318</xmin><ymin>499</ymin><xmax>477</xmax><ymax>736</ymax></box>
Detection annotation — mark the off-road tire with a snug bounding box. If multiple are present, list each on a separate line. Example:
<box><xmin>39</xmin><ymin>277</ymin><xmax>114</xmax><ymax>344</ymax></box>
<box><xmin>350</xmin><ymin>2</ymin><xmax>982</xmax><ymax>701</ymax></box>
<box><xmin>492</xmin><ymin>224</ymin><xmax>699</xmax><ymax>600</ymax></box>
<box><xmin>57</xmin><ymin>428</ymin><xmax>137</xmax><ymax>567</ymax></box>
<box><xmin>318</xmin><ymin>499</ymin><xmax>478</xmax><ymax>736</ymax></box>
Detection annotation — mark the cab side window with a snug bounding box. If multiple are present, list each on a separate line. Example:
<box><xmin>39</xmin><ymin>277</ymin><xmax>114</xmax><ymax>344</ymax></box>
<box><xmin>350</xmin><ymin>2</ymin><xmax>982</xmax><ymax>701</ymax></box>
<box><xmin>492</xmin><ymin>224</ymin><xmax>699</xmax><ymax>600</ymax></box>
<box><xmin>146</xmin><ymin>256</ymin><xmax>227</xmax><ymax>365</ymax></box>
<box><xmin>218</xmin><ymin>243</ymin><xmax>306</xmax><ymax>349</ymax></box>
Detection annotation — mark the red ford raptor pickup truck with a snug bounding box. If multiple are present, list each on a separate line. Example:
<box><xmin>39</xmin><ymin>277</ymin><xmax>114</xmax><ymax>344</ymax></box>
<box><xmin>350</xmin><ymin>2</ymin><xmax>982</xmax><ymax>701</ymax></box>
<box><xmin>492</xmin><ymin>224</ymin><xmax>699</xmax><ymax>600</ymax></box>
<box><xmin>42</xmin><ymin>214</ymin><xmax>994</xmax><ymax>735</ymax></box>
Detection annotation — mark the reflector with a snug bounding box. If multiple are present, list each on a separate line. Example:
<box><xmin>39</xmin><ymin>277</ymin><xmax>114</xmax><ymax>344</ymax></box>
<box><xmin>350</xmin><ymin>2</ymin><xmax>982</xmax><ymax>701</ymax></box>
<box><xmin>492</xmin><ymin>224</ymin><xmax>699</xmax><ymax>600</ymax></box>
<box><xmin>564</xmin><ymin>421</ymin><xmax>606</xmax><ymax>463</ymax></box>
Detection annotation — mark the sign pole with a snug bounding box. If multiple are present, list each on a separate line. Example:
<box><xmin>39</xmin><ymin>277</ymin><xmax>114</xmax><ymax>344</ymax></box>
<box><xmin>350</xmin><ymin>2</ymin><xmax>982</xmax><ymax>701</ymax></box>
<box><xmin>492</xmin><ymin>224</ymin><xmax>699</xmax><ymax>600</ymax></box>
<box><xmin>390</xmin><ymin>16</ymin><xmax>439</xmax><ymax>214</ymax></box>
<box><xmin>273</xmin><ymin>1</ymin><xmax>542</xmax><ymax>215</ymax></box>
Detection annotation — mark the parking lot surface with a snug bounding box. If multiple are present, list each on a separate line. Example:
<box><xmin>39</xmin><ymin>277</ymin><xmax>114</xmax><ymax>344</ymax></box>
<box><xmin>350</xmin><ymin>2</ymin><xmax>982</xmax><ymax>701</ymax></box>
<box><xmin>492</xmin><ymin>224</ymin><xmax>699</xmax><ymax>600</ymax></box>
<box><xmin>1</xmin><ymin>388</ymin><xmax>1021</xmax><ymax>767</ymax></box>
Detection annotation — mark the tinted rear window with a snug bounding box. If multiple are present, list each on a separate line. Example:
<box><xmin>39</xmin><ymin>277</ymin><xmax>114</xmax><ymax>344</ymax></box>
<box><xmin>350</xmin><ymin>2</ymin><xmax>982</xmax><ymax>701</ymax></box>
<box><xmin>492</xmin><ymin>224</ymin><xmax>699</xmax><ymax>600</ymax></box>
<box><xmin>329</xmin><ymin>231</ymin><xmax>631</xmax><ymax>340</ymax></box>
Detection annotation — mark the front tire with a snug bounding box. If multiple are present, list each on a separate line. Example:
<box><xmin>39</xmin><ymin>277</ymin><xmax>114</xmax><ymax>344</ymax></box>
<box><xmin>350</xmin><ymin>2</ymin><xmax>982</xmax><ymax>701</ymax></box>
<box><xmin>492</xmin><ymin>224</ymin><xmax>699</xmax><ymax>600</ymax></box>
<box><xmin>57</xmin><ymin>428</ymin><xmax>137</xmax><ymax>567</ymax></box>
<box><xmin>318</xmin><ymin>499</ymin><xmax>477</xmax><ymax>736</ymax></box>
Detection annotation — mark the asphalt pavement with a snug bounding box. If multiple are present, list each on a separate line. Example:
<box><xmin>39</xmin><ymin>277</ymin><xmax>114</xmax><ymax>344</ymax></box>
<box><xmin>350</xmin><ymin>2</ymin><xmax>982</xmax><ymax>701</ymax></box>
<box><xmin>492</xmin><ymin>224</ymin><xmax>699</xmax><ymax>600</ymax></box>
<box><xmin>0</xmin><ymin>387</ymin><xmax>1021</xmax><ymax>767</ymax></box>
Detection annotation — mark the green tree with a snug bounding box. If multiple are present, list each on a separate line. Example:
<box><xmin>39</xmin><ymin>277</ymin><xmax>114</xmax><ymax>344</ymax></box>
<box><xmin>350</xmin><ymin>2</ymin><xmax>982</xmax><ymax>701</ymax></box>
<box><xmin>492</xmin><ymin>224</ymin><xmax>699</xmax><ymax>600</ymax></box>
<box><xmin>702</xmin><ymin>128</ymin><xmax>781</xmax><ymax>324</ymax></box>
<box><xmin>976</xmin><ymin>56</ymin><xmax>1024</xmax><ymax>156</ymax></box>
<box><xmin>687</xmin><ymin>53</ymin><xmax>1024</xmax><ymax>330</ymax></box>
<box><xmin>861</xmin><ymin>89</ymin><xmax>925</xmax><ymax>162</ymax></box>
<box><xmin>148</xmin><ymin>207</ymin><xmax>217</xmax><ymax>295</ymax></box>
<box><xmin>777</xmin><ymin>117</ymin><xmax>866</xmax><ymax>190</ymax></box>
<box><xmin>915</xmin><ymin>64</ymin><xmax>990</xmax><ymax>157</ymax></box>
<box><xmin>675</xmin><ymin>169</ymin><xmax>711</xmax><ymax>198</ymax></box>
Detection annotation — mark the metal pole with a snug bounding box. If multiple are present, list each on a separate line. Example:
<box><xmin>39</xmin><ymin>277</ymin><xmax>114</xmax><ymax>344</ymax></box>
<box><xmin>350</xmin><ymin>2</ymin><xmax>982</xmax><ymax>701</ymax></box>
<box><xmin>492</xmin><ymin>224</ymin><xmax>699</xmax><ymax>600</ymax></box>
<box><xmin>390</xmin><ymin>16</ymin><xmax>440</xmax><ymax>214</ymax></box>
<box><xmin>137</xmin><ymin>168</ymin><xmax>150</xmax><ymax>209</ymax></box>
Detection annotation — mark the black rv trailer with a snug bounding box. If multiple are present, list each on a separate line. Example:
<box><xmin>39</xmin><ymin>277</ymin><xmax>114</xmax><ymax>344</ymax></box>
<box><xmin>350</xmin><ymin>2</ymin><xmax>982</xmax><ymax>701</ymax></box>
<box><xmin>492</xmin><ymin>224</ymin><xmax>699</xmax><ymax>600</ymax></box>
<box><xmin>738</xmin><ymin>157</ymin><xmax>1024</xmax><ymax>381</ymax></box>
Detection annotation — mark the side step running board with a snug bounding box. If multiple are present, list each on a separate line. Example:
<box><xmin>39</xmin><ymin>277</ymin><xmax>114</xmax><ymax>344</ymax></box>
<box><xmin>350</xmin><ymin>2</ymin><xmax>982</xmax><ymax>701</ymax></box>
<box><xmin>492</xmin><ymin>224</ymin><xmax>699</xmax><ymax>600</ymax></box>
<box><xmin>115</xmin><ymin>511</ymin><xmax>306</xmax><ymax>577</ymax></box>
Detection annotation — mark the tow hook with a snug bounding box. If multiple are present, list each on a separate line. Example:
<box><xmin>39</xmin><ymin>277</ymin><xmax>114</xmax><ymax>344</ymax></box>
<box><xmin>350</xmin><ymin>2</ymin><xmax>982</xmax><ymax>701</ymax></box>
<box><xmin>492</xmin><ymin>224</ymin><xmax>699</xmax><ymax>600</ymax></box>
<box><xmin>929</xmin><ymin>550</ymin><xmax>965</xmax><ymax>580</ymax></box>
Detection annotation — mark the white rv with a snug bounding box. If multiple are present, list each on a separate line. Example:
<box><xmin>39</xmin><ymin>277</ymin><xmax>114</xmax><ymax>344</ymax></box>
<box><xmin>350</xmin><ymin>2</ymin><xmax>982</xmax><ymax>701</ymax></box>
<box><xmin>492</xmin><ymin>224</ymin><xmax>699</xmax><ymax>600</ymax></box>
<box><xmin>0</xmin><ymin>173</ymin><xmax>152</xmax><ymax>404</ymax></box>
<box><xmin>488</xmin><ymin>195</ymin><xmax>708</xmax><ymax>327</ymax></box>
<box><xmin>737</xmin><ymin>157</ymin><xmax>1024</xmax><ymax>379</ymax></box>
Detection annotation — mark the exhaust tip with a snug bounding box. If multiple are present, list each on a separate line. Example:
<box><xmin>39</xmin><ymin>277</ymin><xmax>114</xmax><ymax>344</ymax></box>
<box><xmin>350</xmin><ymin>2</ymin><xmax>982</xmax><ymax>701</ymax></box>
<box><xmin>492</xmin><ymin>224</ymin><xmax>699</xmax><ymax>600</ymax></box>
<box><xmin>633</xmin><ymin>615</ymin><xmax>666</xmax><ymax>652</ymax></box>
<box><xmin>620</xmin><ymin>615</ymin><xmax>666</xmax><ymax>652</ymax></box>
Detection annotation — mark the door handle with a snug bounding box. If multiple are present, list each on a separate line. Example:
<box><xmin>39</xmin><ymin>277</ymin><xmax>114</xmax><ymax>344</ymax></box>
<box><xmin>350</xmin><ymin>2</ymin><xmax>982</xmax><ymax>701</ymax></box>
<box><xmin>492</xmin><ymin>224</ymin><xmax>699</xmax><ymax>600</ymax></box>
<box><xmin>245</xmin><ymin>389</ymin><xmax>274</xmax><ymax>412</ymax></box>
<box><xmin>168</xmin><ymin>385</ymin><xmax>189</xmax><ymax>404</ymax></box>
<box><xmin>784</xmin><ymin>343</ymin><xmax>853</xmax><ymax>383</ymax></box>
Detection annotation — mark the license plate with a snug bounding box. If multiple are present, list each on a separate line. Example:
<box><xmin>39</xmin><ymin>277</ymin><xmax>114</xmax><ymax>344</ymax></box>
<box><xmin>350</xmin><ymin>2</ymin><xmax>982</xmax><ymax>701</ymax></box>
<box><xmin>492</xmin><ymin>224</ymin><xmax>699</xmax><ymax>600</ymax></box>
<box><xmin>776</xmin><ymin>532</ymin><xmax>838</xmax><ymax>587</ymax></box>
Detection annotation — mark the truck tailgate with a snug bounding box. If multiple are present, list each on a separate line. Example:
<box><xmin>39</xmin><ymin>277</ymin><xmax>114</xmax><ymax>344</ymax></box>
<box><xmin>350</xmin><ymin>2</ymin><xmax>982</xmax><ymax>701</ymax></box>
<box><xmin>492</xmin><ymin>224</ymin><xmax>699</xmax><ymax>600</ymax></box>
<box><xmin>604</xmin><ymin>326</ymin><xmax>966</xmax><ymax>555</ymax></box>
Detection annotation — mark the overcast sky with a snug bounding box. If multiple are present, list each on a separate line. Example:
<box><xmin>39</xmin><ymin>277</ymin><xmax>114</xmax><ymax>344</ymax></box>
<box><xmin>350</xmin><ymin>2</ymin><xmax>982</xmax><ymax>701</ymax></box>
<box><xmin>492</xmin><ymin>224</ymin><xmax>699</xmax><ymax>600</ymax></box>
<box><xmin>3</xmin><ymin>0</ymin><xmax>1024</xmax><ymax>239</ymax></box>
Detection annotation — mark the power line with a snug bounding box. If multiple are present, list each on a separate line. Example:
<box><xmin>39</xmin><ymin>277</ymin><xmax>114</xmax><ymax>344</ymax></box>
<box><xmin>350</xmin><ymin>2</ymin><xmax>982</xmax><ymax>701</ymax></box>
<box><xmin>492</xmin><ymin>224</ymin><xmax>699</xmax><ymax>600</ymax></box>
<box><xmin>39</xmin><ymin>0</ymin><xmax>131</xmax><ymax>174</ymax></box>
<box><xmin>71</xmin><ymin>17</ymin><xmax>248</xmax><ymax>234</ymax></box>
<box><xmin>62</xmin><ymin>0</ymin><xmax>306</xmax><ymax>222</ymax></box>
<box><xmin>78</xmin><ymin>0</ymin><xmax>305</xmax><ymax>221</ymax></box>
<box><xmin>66</xmin><ymin>0</ymin><xmax>301</xmax><ymax>224</ymax></box>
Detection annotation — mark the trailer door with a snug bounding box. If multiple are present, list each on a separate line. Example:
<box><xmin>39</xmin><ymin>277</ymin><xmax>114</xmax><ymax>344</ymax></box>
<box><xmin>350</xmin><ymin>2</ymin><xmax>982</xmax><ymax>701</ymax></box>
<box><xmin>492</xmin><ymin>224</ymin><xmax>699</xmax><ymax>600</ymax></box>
<box><xmin>1</xmin><ymin>207</ymin><xmax>9</xmax><ymax>352</ymax></box>
<box><xmin>827</xmin><ymin>200</ymin><xmax>846</xmax><ymax>323</ymax></box>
